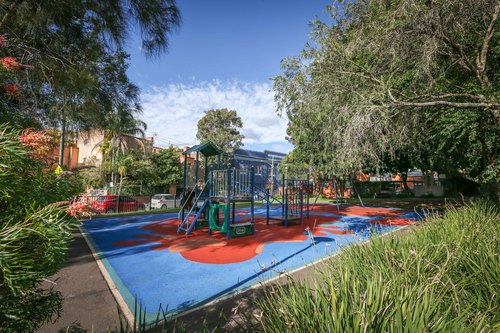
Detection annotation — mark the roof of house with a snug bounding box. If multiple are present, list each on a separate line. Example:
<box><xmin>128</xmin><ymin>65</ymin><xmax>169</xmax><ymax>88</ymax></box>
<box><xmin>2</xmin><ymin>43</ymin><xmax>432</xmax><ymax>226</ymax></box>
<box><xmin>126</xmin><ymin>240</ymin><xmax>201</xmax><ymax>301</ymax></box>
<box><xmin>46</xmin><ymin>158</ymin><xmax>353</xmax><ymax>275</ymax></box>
<box><xmin>234</xmin><ymin>148</ymin><xmax>268</xmax><ymax>160</ymax></box>
<box><xmin>234</xmin><ymin>148</ymin><xmax>287</xmax><ymax>164</ymax></box>
<box><xmin>182</xmin><ymin>141</ymin><xmax>222</xmax><ymax>157</ymax></box>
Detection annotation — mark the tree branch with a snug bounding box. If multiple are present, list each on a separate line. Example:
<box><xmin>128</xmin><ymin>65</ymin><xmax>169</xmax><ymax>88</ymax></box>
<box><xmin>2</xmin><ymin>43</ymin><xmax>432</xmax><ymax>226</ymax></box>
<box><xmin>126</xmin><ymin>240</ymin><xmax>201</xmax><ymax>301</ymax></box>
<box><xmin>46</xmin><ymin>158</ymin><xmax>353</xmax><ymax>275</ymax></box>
<box><xmin>440</xmin><ymin>33</ymin><xmax>476</xmax><ymax>73</ymax></box>
<box><xmin>333</xmin><ymin>70</ymin><xmax>382</xmax><ymax>85</ymax></box>
<box><xmin>407</xmin><ymin>93</ymin><xmax>486</xmax><ymax>101</ymax></box>
<box><xmin>476</xmin><ymin>0</ymin><xmax>500</xmax><ymax>86</ymax></box>
<box><xmin>390</xmin><ymin>100</ymin><xmax>500</xmax><ymax>110</ymax></box>
<box><xmin>0</xmin><ymin>0</ymin><xmax>22</xmax><ymax>30</ymax></box>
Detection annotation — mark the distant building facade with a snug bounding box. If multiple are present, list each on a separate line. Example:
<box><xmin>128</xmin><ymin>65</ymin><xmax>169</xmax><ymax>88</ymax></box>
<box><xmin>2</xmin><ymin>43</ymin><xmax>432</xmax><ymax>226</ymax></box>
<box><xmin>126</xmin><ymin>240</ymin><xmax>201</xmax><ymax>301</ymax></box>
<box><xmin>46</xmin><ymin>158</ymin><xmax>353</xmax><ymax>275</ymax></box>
<box><xmin>76</xmin><ymin>129</ymin><xmax>155</xmax><ymax>166</ymax></box>
<box><xmin>232</xmin><ymin>149</ymin><xmax>286</xmax><ymax>190</ymax></box>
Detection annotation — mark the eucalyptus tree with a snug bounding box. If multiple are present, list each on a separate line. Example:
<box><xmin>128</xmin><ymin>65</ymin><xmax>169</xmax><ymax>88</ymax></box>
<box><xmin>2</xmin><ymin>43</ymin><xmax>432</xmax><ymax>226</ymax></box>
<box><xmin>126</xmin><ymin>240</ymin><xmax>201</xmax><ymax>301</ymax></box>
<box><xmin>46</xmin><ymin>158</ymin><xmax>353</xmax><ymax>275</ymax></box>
<box><xmin>275</xmin><ymin>0</ymin><xmax>499</xmax><ymax>192</ymax></box>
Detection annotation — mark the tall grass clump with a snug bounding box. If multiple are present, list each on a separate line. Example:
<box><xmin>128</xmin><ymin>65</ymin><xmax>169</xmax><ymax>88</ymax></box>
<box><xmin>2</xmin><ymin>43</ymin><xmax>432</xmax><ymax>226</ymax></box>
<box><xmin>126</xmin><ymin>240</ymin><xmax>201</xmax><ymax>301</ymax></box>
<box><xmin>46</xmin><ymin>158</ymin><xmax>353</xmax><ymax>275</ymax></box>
<box><xmin>256</xmin><ymin>201</ymin><xmax>499</xmax><ymax>332</ymax></box>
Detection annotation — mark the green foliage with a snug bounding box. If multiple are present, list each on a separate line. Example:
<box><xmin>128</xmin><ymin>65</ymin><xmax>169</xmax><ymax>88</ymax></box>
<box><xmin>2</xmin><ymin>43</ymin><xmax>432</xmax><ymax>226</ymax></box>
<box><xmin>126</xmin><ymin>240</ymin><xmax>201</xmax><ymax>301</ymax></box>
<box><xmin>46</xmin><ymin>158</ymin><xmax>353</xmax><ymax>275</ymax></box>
<box><xmin>79</xmin><ymin>167</ymin><xmax>106</xmax><ymax>189</ymax></box>
<box><xmin>422</xmin><ymin>109</ymin><xmax>499</xmax><ymax>183</ymax></box>
<box><xmin>82</xmin><ymin>146</ymin><xmax>182</xmax><ymax>195</ymax></box>
<box><xmin>278</xmin><ymin>150</ymin><xmax>310</xmax><ymax>179</ymax></box>
<box><xmin>0</xmin><ymin>0</ymin><xmax>180</xmax><ymax>133</ymax></box>
<box><xmin>274</xmin><ymin>0</ymin><xmax>500</xmax><ymax>189</ymax></box>
<box><xmin>0</xmin><ymin>126</ymin><xmax>80</xmax><ymax>331</ymax></box>
<box><xmin>151</xmin><ymin>146</ymin><xmax>183</xmax><ymax>189</ymax></box>
<box><xmin>256</xmin><ymin>201</ymin><xmax>500</xmax><ymax>332</ymax></box>
<box><xmin>196</xmin><ymin>108</ymin><xmax>244</xmax><ymax>160</ymax></box>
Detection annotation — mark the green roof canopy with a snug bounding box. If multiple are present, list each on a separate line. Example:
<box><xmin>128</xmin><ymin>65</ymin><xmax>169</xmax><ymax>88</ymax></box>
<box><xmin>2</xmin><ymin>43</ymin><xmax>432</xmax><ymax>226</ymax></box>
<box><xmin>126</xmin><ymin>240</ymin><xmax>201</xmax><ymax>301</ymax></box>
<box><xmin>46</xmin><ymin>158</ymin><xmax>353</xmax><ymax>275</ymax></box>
<box><xmin>182</xmin><ymin>141</ymin><xmax>222</xmax><ymax>157</ymax></box>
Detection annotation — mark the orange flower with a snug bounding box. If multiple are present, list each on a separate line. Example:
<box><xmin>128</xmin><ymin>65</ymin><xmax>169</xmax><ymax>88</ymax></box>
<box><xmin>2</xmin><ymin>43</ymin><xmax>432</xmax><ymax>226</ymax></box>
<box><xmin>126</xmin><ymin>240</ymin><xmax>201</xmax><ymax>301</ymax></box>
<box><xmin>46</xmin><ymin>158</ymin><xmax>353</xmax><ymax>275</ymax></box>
<box><xmin>1</xmin><ymin>56</ymin><xmax>20</xmax><ymax>70</ymax></box>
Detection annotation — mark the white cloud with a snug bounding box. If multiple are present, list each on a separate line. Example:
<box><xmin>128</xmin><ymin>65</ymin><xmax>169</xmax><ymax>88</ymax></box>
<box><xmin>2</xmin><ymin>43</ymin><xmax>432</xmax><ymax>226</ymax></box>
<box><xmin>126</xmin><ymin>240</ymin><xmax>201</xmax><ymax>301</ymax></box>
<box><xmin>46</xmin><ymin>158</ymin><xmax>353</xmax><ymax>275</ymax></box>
<box><xmin>139</xmin><ymin>80</ymin><xmax>291</xmax><ymax>152</ymax></box>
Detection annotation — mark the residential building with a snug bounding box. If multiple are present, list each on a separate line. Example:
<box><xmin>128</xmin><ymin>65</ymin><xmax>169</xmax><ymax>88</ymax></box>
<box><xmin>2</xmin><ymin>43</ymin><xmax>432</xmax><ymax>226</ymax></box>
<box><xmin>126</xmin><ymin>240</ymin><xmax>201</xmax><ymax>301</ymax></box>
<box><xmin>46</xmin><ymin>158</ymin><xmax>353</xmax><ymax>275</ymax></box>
<box><xmin>232</xmin><ymin>149</ymin><xmax>286</xmax><ymax>190</ymax></box>
<box><xmin>76</xmin><ymin>129</ymin><xmax>155</xmax><ymax>166</ymax></box>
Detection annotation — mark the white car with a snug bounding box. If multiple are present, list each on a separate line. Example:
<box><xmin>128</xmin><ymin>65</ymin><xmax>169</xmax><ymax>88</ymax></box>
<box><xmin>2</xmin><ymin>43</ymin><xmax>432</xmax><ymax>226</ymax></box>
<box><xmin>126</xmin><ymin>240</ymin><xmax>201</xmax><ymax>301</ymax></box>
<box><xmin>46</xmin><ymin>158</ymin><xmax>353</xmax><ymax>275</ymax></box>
<box><xmin>151</xmin><ymin>194</ymin><xmax>177</xmax><ymax>209</ymax></box>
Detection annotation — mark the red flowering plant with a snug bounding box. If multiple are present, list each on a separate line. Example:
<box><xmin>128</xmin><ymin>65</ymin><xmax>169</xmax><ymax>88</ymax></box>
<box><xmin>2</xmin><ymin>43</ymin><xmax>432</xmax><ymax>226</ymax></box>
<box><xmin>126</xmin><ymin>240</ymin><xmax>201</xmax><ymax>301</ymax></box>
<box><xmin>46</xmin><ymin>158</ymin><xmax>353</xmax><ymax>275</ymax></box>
<box><xmin>67</xmin><ymin>200</ymin><xmax>94</xmax><ymax>220</ymax></box>
<box><xmin>4</xmin><ymin>82</ymin><xmax>21</xmax><ymax>98</ymax></box>
<box><xmin>0</xmin><ymin>36</ymin><xmax>29</xmax><ymax>103</ymax></box>
<box><xmin>19</xmin><ymin>128</ymin><xmax>53</xmax><ymax>159</ymax></box>
<box><xmin>1</xmin><ymin>56</ymin><xmax>21</xmax><ymax>71</ymax></box>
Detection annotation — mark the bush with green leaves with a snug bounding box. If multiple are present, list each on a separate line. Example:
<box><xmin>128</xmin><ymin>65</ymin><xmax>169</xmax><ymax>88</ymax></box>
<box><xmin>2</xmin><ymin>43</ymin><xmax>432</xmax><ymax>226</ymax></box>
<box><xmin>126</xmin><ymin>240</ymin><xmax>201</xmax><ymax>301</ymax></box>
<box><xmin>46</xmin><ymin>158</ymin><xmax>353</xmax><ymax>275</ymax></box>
<box><xmin>0</xmin><ymin>125</ymin><xmax>81</xmax><ymax>332</ymax></box>
<box><xmin>256</xmin><ymin>201</ymin><xmax>499</xmax><ymax>332</ymax></box>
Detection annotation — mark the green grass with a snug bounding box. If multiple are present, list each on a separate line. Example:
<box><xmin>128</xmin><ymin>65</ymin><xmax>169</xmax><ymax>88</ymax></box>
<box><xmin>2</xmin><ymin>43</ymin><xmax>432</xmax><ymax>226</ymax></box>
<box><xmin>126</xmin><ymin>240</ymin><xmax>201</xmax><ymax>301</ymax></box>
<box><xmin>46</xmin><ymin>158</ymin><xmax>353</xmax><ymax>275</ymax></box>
<box><xmin>254</xmin><ymin>200</ymin><xmax>500</xmax><ymax>332</ymax></box>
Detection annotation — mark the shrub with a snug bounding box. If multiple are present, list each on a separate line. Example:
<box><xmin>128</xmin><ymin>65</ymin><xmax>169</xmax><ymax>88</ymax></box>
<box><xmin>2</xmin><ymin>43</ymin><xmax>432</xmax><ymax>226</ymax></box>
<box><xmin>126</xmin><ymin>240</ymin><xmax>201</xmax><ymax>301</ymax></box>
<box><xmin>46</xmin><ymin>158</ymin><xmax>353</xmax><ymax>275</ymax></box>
<box><xmin>0</xmin><ymin>125</ymin><xmax>80</xmax><ymax>332</ymax></box>
<box><xmin>255</xmin><ymin>201</ymin><xmax>499</xmax><ymax>332</ymax></box>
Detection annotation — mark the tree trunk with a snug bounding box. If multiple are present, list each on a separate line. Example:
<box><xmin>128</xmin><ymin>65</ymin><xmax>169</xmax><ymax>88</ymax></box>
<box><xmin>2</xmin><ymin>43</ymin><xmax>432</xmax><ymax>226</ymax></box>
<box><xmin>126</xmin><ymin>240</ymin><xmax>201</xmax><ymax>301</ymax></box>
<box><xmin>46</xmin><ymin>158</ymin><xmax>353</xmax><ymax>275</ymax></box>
<box><xmin>423</xmin><ymin>170</ymin><xmax>434</xmax><ymax>194</ymax></box>
<box><xmin>58</xmin><ymin>116</ymin><xmax>66</xmax><ymax>167</ymax></box>
<box><xmin>116</xmin><ymin>172</ymin><xmax>123</xmax><ymax>213</ymax></box>
<box><xmin>401</xmin><ymin>172</ymin><xmax>410</xmax><ymax>194</ymax></box>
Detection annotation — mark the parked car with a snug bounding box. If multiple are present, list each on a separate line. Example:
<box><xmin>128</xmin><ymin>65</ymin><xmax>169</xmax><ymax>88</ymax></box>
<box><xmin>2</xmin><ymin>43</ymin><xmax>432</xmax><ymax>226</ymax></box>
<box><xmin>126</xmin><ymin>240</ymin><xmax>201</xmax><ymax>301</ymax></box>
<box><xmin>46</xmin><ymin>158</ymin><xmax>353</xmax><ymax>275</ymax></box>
<box><xmin>151</xmin><ymin>194</ymin><xmax>177</xmax><ymax>209</ymax></box>
<box><xmin>91</xmin><ymin>195</ymin><xmax>145</xmax><ymax>214</ymax></box>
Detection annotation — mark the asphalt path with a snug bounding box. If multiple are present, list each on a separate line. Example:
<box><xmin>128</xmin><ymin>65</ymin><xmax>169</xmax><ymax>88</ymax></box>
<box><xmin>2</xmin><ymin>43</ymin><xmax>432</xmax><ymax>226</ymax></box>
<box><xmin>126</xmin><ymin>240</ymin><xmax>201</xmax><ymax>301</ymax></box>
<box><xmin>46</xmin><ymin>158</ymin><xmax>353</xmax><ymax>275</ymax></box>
<box><xmin>37</xmin><ymin>230</ymin><xmax>123</xmax><ymax>333</ymax></box>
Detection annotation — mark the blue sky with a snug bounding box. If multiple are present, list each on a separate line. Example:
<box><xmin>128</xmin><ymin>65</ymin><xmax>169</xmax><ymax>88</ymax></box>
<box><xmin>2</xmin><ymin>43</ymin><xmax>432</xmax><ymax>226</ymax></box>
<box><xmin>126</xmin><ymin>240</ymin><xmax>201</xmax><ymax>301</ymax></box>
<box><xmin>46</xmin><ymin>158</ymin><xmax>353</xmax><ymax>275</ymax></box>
<box><xmin>127</xmin><ymin>1</ymin><xmax>331</xmax><ymax>153</ymax></box>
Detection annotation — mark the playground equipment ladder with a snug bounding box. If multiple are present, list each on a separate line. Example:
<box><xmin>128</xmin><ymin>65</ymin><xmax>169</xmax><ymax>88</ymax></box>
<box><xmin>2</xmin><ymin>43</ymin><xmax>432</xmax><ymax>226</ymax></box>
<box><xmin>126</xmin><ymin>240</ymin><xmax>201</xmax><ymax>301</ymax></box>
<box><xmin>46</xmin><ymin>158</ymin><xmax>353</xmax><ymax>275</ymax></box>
<box><xmin>266</xmin><ymin>175</ymin><xmax>310</xmax><ymax>227</ymax></box>
<box><xmin>177</xmin><ymin>179</ymin><xmax>210</xmax><ymax>236</ymax></box>
<box><xmin>253</xmin><ymin>186</ymin><xmax>282</xmax><ymax>206</ymax></box>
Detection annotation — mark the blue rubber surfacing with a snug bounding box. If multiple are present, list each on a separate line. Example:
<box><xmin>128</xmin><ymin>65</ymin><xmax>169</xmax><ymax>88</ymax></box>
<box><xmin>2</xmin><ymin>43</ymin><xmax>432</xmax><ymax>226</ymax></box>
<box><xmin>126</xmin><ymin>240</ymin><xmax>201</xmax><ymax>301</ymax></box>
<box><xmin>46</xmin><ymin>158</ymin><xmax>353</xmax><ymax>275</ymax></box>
<box><xmin>82</xmin><ymin>206</ymin><xmax>420</xmax><ymax>323</ymax></box>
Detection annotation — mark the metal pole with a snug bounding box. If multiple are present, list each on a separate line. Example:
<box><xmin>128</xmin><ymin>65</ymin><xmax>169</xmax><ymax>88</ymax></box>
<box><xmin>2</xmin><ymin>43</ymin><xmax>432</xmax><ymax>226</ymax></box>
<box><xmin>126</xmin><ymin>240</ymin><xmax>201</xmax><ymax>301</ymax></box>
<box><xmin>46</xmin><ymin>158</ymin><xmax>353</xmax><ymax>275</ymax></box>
<box><xmin>181</xmin><ymin>155</ymin><xmax>187</xmax><ymax>222</ymax></box>
<box><xmin>266</xmin><ymin>188</ymin><xmax>270</xmax><ymax>225</ymax></box>
<box><xmin>226</xmin><ymin>166</ymin><xmax>231</xmax><ymax>240</ymax></box>
<box><xmin>333</xmin><ymin>176</ymin><xmax>340</xmax><ymax>212</ymax></box>
<box><xmin>282</xmin><ymin>172</ymin><xmax>285</xmax><ymax>218</ymax></box>
<box><xmin>284</xmin><ymin>186</ymin><xmax>288</xmax><ymax>227</ymax></box>
<box><xmin>195</xmin><ymin>151</ymin><xmax>199</xmax><ymax>197</ymax></box>
<box><xmin>251</xmin><ymin>166</ymin><xmax>255</xmax><ymax>225</ymax></box>
<box><xmin>350</xmin><ymin>175</ymin><xmax>365</xmax><ymax>207</ymax></box>
<box><xmin>204</xmin><ymin>155</ymin><xmax>208</xmax><ymax>182</ymax></box>
<box><xmin>209</xmin><ymin>168</ymin><xmax>213</xmax><ymax>235</ymax></box>
<box><xmin>232</xmin><ymin>167</ymin><xmax>236</xmax><ymax>197</ymax></box>
<box><xmin>300</xmin><ymin>188</ymin><xmax>303</xmax><ymax>225</ymax></box>
<box><xmin>306</xmin><ymin>180</ymin><xmax>310</xmax><ymax>219</ymax></box>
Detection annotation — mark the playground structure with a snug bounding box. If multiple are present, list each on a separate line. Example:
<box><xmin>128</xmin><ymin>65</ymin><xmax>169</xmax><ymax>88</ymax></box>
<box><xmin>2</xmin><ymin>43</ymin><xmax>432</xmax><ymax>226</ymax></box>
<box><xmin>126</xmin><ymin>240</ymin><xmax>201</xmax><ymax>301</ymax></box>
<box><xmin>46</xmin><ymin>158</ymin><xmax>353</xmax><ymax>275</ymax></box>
<box><xmin>177</xmin><ymin>142</ymin><xmax>255</xmax><ymax>239</ymax></box>
<box><xmin>177</xmin><ymin>141</ymin><xmax>317</xmax><ymax>238</ymax></box>
<box><xmin>266</xmin><ymin>175</ymin><xmax>311</xmax><ymax>227</ymax></box>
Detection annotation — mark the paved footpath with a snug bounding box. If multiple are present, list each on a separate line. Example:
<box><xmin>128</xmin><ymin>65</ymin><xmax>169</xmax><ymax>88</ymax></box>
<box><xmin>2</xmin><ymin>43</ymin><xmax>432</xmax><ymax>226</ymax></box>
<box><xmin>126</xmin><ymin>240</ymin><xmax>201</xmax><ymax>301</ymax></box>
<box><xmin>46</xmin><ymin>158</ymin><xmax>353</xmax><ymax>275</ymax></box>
<box><xmin>37</xmin><ymin>230</ymin><xmax>123</xmax><ymax>333</ymax></box>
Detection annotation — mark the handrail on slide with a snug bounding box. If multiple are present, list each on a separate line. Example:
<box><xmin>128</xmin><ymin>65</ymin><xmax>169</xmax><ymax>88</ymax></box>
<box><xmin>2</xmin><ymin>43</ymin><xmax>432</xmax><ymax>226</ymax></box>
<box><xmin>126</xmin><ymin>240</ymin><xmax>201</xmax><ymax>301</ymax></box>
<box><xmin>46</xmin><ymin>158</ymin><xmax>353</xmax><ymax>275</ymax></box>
<box><xmin>177</xmin><ymin>178</ymin><xmax>210</xmax><ymax>232</ymax></box>
<box><xmin>177</xmin><ymin>178</ymin><xmax>210</xmax><ymax>221</ymax></box>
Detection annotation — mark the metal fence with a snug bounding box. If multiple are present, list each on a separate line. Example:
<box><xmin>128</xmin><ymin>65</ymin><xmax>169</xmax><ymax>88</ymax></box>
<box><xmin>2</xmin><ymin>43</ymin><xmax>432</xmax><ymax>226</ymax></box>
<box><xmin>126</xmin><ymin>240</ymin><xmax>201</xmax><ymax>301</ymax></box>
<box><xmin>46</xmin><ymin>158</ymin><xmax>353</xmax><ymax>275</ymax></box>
<box><xmin>74</xmin><ymin>194</ymin><xmax>179</xmax><ymax>215</ymax></box>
